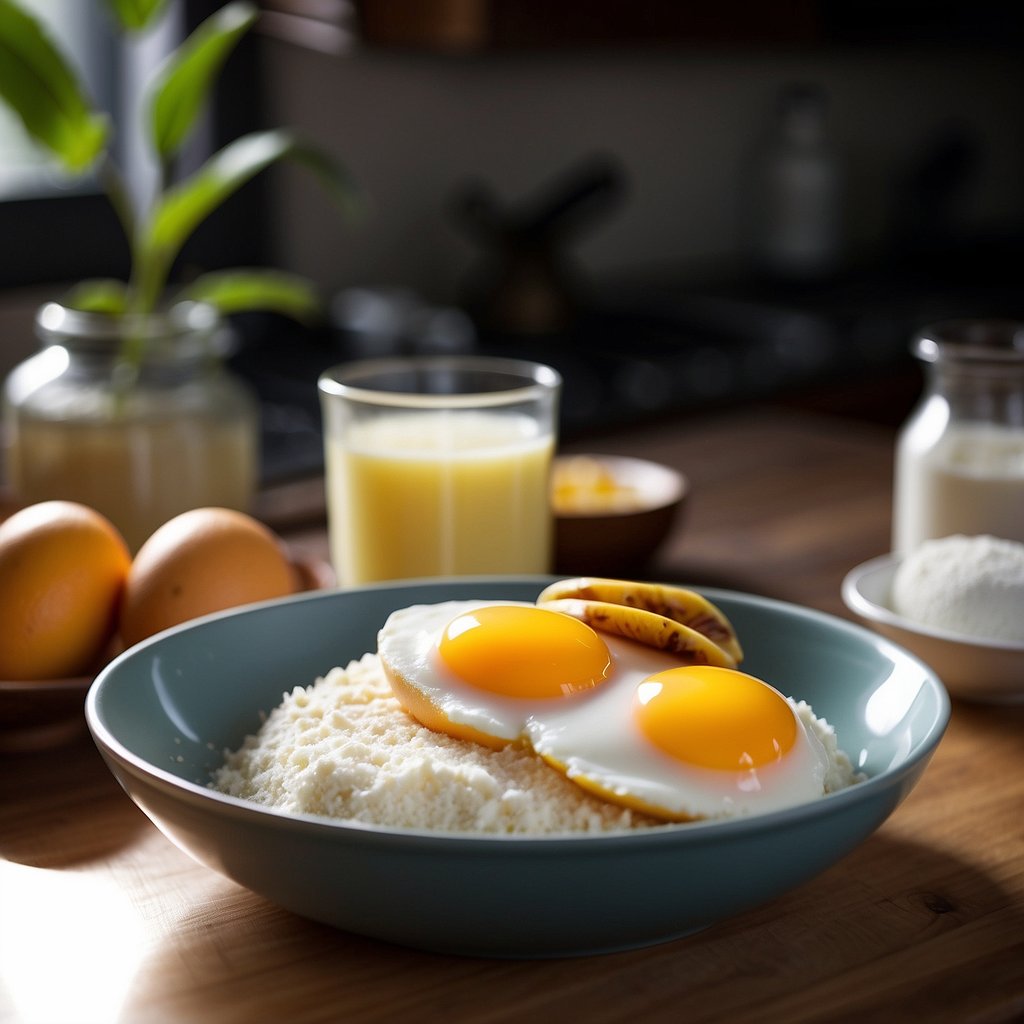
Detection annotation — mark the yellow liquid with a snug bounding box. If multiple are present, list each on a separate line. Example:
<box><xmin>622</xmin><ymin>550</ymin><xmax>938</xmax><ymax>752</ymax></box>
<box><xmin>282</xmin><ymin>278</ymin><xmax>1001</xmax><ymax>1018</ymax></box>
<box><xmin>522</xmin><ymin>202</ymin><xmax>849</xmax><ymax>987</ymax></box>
<box><xmin>9</xmin><ymin>414</ymin><xmax>256</xmax><ymax>552</ymax></box>
<box><xmin>326</xmin><ymin>411</ymin><xmax>554</xmax><ymax>584</ymax></box>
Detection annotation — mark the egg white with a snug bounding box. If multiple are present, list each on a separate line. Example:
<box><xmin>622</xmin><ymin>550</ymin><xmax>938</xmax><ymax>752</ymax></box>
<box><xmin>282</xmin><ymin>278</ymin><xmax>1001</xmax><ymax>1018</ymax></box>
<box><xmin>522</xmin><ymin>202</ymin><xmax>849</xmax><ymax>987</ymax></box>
<box><xmin>378</xmin><ymin>600</ymin><xmax>550</xmax><ymax>744</ymax></box>
<box><xmin>524</xmin><ymin>662</ymin><xmax>831</xmax><ymax>821</ymax></box>
<box><xmin>377</xmin><ymin>599</ymin><xmax>839</xmax><ymax>821</ymax></box>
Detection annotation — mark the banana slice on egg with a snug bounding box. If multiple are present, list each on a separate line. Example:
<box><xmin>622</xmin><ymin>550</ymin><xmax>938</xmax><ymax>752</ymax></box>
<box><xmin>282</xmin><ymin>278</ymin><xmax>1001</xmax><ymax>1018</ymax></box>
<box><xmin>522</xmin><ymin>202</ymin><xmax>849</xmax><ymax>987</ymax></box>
<box><xmin>537</xmin><ymin>577</ymin><xmax>743</xmax><ymax>668</ymax></box>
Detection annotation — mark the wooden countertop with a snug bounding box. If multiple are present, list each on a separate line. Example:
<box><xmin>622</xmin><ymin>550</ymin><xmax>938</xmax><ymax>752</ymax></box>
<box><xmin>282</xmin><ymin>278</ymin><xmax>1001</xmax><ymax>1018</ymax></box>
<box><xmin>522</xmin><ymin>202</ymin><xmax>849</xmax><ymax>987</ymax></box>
<box><xmin>2</xmin><ymin>407</ymin><xmax>1022</xmax><ymax>1024</ymax></box>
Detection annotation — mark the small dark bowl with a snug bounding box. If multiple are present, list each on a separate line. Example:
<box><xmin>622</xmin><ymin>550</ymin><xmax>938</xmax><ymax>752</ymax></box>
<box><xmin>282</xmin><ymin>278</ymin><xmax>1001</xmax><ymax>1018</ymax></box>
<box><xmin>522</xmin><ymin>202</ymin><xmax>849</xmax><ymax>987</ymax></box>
<box><xmin>552</xmin><ymin>454</ymin><xmax>687</xmax><ymax>576</ymax></box>
<box><xmin>0</xmin><ymin>674</ymin><xmax>93</xmax><ymax>752</ymax></box>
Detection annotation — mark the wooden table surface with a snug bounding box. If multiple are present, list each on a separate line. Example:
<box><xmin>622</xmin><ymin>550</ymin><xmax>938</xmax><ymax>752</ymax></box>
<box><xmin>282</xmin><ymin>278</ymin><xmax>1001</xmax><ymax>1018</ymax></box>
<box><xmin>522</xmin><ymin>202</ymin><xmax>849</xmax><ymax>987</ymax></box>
<box><xmin>2</xmin><ymin>407</ymin><xmax>1022</xmax><ymax>1024</ymax></box>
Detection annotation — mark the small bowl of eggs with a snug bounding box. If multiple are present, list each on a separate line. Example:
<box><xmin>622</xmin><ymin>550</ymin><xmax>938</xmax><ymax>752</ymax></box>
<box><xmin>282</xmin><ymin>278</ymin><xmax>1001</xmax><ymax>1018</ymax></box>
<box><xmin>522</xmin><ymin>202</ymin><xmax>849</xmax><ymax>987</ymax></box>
<box><xmin>551</xmin><ymin>455</ymin><xmax>687</xmax><ymax>575</ymax></box>
<box><xmin>86</xmin><ymin>576</ymin><xmax>948</xmax><ymax>957</ymax></box>
<box><xmin>0</xmin><ymin>501</ymin><xmax>333</xmax><ymax>751</ymax></box>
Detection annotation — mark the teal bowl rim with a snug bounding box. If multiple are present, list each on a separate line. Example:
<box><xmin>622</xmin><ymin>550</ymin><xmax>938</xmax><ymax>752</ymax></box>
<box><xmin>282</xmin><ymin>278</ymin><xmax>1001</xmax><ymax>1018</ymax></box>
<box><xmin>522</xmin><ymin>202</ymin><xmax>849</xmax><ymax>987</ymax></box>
<box><xmin>85</xmin><ymin>577</ymin><xmax>951</xmax><ymax>849</ymax></box>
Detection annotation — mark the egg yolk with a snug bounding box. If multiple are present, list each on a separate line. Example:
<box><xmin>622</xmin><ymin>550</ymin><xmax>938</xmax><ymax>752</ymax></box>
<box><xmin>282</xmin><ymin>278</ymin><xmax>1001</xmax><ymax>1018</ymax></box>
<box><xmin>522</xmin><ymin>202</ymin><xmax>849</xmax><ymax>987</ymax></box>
<box><xmin>438</xmin><ymin>605</ymin><xmax>612</xmax><ymax>699</ymax></box>
<box><xmin>634</xmin><ymin>666</ymin><xmax>797</xmax><ymax>771</ymax></box>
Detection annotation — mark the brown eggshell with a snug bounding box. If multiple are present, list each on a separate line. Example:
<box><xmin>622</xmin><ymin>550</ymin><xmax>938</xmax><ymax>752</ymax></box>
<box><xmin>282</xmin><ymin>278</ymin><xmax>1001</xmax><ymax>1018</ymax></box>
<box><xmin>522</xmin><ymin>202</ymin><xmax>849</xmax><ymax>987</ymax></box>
<box><xmin>119</xmin><ymin>507</ymin><xmax>295</xmax><ymax>648</ymax></box>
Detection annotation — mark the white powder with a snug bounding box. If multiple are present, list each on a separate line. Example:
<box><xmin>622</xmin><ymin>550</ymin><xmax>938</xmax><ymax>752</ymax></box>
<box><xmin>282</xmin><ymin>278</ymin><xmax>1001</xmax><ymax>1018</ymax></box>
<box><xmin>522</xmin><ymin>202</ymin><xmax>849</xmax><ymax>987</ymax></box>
<box><xmin>790</xmin><ymin>700</ymin><xmax>861</xmax><ymax>795</ymax></box>
<box><xmin>211</xmin><ymin>655</ymin><xmax>860</xmax><ymax>833</ymax></box>
<box><xmin>891</xmin><ymin>534</ymin><xmax>1024</xmax><ymax>643</ymax></box>
<box><xmin>210</xmin><ymin>653</ymin><xmax>655</xmax><ymax>834</ymax></box>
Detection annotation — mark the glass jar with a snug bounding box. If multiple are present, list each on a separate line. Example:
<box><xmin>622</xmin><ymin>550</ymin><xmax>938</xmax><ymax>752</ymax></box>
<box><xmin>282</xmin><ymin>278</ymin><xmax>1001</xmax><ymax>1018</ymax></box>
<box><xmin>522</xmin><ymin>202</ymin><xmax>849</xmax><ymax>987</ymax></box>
<box><xmin>2</xmin><ymin>301</ymin><xmax>259</xmax><ymax>551</ymax></box>
<box><xmin>892</xmin><ymin>319</ymin><xmax>1024</xmax><ymax>554</ymax></box>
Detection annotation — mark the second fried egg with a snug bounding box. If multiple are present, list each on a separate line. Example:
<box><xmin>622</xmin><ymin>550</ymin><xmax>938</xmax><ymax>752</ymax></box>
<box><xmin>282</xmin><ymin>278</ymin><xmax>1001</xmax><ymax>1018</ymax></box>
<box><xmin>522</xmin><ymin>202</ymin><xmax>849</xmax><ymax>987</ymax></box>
<box><xmin>377</xmin><ymin>600</ymin><xmax>836</xmax><ymax>821</ymax></box>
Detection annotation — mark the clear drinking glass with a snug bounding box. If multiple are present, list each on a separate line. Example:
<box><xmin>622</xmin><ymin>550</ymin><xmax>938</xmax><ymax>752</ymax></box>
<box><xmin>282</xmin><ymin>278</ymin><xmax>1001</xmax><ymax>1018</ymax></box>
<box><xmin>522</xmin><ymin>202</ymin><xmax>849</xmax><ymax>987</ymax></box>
<box><xmin>318</xmin><ymin>356</ymin><xmax>561</xmax><ymax>585</ymax></box>
<box><xmin>892</xmin><ymin>319</ymin><xmax>1024</xmax><ymax>554</ymax></box>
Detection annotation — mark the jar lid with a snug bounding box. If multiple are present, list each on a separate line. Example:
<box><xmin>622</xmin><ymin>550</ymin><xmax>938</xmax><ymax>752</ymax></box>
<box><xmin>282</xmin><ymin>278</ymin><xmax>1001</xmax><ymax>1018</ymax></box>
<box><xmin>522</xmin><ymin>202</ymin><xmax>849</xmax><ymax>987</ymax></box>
<box><xmin>914</xmin><ymin>319</ymin><xmax>1024</xmax><ymax>365</ymax></box>
<box><xmin>35</xmin><ymin>301</ymin><xmax>231</xmax><ymax>361</ymax></box>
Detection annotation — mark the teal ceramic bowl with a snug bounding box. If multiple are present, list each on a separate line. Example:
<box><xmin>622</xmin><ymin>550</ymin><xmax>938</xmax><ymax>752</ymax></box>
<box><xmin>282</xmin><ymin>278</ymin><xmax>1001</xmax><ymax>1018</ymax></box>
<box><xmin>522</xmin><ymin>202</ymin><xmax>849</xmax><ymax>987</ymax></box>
<box><xmin>86</xmin><ymin>578</ymin><xmax>949</xmax><ymax>958</ymax></box>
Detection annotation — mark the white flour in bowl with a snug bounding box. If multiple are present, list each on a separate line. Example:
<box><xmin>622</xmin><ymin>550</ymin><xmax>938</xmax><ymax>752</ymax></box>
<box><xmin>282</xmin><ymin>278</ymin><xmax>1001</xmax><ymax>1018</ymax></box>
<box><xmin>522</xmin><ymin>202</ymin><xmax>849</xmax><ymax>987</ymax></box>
<box><xmin>210</xmin><ymin>653</ymin><xmax>657</xmax><ymax>834</ymax></box>
<box><xmin>892</xmin><ymin>534</ymin><xmax>1024</xmax><ymax>643</ymax></box>
<box><xmin>211</xmin><ymin>650</ymin><xmax>859</xmax><ymax>833</ymax></box>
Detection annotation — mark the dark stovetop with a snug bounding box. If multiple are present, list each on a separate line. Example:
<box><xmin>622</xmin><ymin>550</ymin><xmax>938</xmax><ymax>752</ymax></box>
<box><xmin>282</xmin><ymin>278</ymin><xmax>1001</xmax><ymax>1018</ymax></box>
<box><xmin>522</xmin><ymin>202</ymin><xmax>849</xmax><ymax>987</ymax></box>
<box><xmin>232</xmin><ymin>254</ymin><xmax>1024</xmax><ymax>485</ymax></box>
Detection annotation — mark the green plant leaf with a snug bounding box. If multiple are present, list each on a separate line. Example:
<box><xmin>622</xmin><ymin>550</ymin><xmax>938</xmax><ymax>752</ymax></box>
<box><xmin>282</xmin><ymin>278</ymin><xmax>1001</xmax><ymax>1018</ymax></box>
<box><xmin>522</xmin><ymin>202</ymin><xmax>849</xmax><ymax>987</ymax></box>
<box><xmin>287</xmin><ymin>138</ymin><xmax>364</xmax><ymax>220</ymax></box>
<box><xmin>0</xmin><ymin>0</ymin><xmax>109</xmax><ymax>171</ymax></box>
<box><xmin>140</xmin><ymin>130</ymin><xmax>355</xmax><ymax>308</ymax></box>
<box><xmin>63</xmin><ymin>278</ymin><xmax>130</xmax><ymax>314</ymax></box>
<box><xmin>147</xmin><ymin>130</ymin><xmax>294</xmax><ymax>261</ymax></box>
<box><xmin>134</xmin><ymin>130</ymin><xmax>292</xmax><ymax>310</ymax></box>
<box><xmin>148</xmin><ymin>1</ymin><xmax>257</xmax><ymax>163</ymax></box>
<box><xmin>176</xmin><ymin>269</ymin><xmax>322</xmax><ymax>322</ymax></box>
<box><xmin>103</xmin><ymin>0</ymin><xmax>169</xmax><ymax>32</ymax></box>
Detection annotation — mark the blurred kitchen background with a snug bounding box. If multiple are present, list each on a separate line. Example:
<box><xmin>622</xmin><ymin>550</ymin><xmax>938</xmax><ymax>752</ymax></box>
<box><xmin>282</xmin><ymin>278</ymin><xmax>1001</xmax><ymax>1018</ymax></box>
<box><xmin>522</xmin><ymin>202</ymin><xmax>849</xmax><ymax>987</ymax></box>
<box><xmin>1</xmin><ymin>0</ymin><xmax>1022</xmax><ymax>483</ymax></box>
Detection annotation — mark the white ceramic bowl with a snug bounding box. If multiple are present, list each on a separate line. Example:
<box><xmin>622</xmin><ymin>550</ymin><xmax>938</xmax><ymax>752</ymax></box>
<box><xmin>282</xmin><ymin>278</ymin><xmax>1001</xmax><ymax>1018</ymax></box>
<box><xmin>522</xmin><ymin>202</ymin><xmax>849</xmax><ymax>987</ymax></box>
<box><xmin>87</xmin><ymin>577</ymin><xmax>948</xmax><ymax>957</ymax></box>
<box><xmin>842</xmin><ymin>554</ymin><xmax>1024</xmax><ymax>704</ymax></box>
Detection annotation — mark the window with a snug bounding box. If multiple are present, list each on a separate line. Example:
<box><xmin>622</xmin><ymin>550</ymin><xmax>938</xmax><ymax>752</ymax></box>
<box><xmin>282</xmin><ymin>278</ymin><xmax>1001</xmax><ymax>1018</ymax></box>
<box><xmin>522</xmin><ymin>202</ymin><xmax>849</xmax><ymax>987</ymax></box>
<box><xmin>0</xmin><ymin>0</ymin><xmax>119</xmax><ymax>200</ymax></box>
<box><xmin>0</xmin><ymin>0</ymin><xmax>129</xmax><ymax>285</ymax></box>
<box><xmin>0</xmin><ymin>0</ymin><xmax>266</xmax><ymax>290</ymax></box>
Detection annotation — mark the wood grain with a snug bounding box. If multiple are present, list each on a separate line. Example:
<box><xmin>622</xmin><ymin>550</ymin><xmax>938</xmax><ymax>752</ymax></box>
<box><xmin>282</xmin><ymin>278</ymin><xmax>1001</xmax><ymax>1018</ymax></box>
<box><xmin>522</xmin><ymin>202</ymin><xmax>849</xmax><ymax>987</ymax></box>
<box><xmin>2</xmin><ymin>406</ymin><xmax>1022</xmax><ymax>1024</ymax></box>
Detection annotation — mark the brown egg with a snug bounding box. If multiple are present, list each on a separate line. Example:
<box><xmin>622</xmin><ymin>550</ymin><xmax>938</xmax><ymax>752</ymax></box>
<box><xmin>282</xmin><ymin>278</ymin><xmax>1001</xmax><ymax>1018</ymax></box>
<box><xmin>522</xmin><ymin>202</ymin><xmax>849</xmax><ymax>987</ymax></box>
<box><xmin>0</xmin><ymin>501</ymin><xmax>131</xmax><ymax>679</ymax></box>
<box><xmin>119</xmin><ymin>507</ymin><xmax>295</xmax><ymax>648</ymax></box>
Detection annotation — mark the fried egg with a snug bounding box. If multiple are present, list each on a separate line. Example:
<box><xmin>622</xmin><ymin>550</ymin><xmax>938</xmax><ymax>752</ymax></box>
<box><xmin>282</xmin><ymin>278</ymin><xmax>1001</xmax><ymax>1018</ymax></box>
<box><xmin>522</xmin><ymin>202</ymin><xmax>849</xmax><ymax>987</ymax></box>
<box><xmin>377</xmin><ymin>600</ymin><xmax>835</xmax><ymax>821</ymax></box>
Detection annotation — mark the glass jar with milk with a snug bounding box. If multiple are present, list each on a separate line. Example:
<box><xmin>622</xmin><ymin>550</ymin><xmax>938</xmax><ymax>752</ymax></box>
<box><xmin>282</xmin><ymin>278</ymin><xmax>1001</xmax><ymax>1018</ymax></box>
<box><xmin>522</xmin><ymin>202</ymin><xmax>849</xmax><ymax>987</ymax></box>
<box><xmin>892</xmin><ymin>320</ymin><xmax>1024</xmax><ymax>554</ymax></box>
<box><xmin>2</xmin><ymin>301</ymin><xmax>259</xmax><ymax>551</ymax></box>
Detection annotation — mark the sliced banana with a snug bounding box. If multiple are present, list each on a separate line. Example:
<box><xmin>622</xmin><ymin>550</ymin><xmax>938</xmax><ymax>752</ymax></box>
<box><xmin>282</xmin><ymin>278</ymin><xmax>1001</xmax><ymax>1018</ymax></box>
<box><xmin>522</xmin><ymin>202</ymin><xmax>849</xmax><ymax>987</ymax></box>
<box><xmin>539</xmin><ymin>598</ymin><xmax>737</xmax><ymax>668</ymax></box>
<box><xmin>537</xmin><ymin>577</ymin><xmax>743</xmax><ymax>665</ymax></box>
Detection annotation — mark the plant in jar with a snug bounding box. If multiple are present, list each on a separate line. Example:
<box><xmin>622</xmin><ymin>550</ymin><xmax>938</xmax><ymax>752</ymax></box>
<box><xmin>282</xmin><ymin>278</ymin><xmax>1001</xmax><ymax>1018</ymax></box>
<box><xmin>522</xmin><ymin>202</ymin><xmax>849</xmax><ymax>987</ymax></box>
<box><xmin>0</xmin><ymin>0</ymin><xmax>354</xmax><ymax>548</ymax></box>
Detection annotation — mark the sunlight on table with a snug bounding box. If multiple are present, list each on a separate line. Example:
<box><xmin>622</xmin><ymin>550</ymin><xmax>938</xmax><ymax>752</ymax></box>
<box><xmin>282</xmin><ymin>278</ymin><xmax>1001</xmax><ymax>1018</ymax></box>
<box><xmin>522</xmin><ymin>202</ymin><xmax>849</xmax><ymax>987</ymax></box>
<box><xmin>0</xmin><ymin>861</ymin><xmax>147</xmax><ymax>1024</ymax></box>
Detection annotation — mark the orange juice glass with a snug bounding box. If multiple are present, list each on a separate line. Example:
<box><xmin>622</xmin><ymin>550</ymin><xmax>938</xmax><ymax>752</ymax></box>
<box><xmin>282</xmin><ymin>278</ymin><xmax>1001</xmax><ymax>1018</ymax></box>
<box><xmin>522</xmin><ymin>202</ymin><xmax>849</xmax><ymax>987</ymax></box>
<box><xmin>319</xmin><ymin>356</ymin><xmax>561</xmax><ymax>585</ymax></box>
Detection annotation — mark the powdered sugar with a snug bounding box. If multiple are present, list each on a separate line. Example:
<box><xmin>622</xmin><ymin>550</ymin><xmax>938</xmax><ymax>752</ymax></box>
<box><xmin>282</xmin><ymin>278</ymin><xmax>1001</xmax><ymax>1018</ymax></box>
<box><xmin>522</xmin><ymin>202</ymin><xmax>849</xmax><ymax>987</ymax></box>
<box><xmin>892</xmin><ymin>534</ymin><xmax>1024</xmax><ymax>643</ymax></box>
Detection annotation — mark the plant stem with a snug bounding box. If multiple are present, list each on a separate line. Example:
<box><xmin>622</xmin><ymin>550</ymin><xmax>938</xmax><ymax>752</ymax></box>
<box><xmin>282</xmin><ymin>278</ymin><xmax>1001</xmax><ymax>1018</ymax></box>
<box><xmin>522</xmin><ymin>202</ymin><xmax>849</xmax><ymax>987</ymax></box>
<box><xmin>97</xmin><ymin>154</ymin><xmax>136</xmax><ymax>254</ymax></box>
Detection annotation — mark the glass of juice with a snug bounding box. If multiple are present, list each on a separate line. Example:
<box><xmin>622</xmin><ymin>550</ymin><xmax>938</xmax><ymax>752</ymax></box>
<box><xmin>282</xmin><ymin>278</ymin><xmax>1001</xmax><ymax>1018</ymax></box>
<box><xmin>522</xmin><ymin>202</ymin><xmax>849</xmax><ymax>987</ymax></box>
<box><xmin>318</xmin><ymin>356</ymin><xmax>562</xmax><ymax>585</ymax></box>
